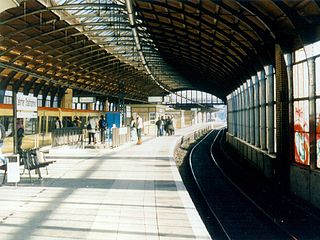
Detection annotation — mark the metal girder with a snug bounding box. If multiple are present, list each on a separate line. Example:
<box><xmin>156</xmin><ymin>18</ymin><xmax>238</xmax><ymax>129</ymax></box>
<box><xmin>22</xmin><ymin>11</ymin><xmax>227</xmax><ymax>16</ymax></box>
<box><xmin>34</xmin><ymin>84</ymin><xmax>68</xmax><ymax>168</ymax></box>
<box><xmin>33</xmin><ymin>81</ymin><xmax>46</xmax><ymax>97</ymax></box>
<box><xmin>272</xmin><ymin>1</ymin><xmax>318</xmax><ymax>45</ymax></box>
<box><xmin>23</xmin><ymin>77</ymin><xmax>37</xmax><ymax>95</ymax></box>
<box><xmin>0</xmin><ymin>2</ymin><xmax>125</xmax><ymax>25</ymax></box>
<box><xmin>1</xmin><ymin>24</ymin><xmax>132</xmax><ymax>61</ymax></box>
<box><xmin>41</xmin><ymin>83</ymin><xmax>53</xmax><ymax>106</ymax></box>
<box><xmin>2</xmin><ymin>20</ymin><xmax>131</xmax><ymax>42</ymax></box>
<box><xmin>50</xmin><ymin>86</ymin><xmax>59</xmax><ymax>107</ymax></box>
<box><xmin>0</xmin><ymin>71</ymin><xmax>17</xmax><ymax>91</ymax></box>
<box><xmin>12</xmin><ymin>74</ymin><xmax>28</xmax><ymax>92</ymax></box>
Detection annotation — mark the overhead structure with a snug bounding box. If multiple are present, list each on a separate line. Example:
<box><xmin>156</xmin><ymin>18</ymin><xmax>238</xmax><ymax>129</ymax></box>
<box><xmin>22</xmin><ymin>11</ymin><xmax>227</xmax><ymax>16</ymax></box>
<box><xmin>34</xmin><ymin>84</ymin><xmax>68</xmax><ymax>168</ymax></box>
<box><xmin>0</xmin><ymin>0</ymin><xmax>167</xmax><ymax>103</ymax></box>
<box><xmin>0</xmin><ymin>0</ymin><xmax>320</xmax><ymax>103</ymax></box>
<box><xmin>133</xmin><ymin>0</ymin><xmax>320</xmax><ymax>100</ymax></box>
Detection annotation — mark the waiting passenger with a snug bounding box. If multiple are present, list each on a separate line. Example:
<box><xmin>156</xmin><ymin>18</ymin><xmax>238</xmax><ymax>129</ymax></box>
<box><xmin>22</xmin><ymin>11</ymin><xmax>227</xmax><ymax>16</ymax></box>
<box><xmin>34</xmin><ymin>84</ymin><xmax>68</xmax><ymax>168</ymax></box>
<box><xmin>87</xmin><ymin>117</ymin><xmax>97</xmax><ymax>144</ymax></box>
<box><xmin>55</xmin><ymin>117</ymin><xmax>63</xmax><ymax>129</ymax></box>
<box><xmin>17</xmin><ymin>121</ymin><xmax>24</xmax><ymax>153</ymax></box>
<box><xmin>98</xmin><ymin>115</ymin><xmax>107</xmax><ymax>143</ymax></box>
<box><xmin>155</xmin><ymin>117</ymin><xmax>163</xmax><ymax>137</ymax></box>
<box><xmin>0</xmin><ymin>123</ymin><xmax>7</xmax><ymax>166</ymax></box>
<box><xmin>136</xmin><ymin>114</ymin><xmax>143</xmax><ymax>145</ymax></box>
<box><xmin>166</xmin><ymin>116</ymin><xmax>174</xmax><ymax>136</ymax></box>
<box><xmin>130</xmin><ymin>117</ymin><xmax>137</xmax><ymax>141</ymax></box>
<box><xmin>73</xmin><ymin>116</ymin><xmax>81</xmax><ymax>128</ymax></box>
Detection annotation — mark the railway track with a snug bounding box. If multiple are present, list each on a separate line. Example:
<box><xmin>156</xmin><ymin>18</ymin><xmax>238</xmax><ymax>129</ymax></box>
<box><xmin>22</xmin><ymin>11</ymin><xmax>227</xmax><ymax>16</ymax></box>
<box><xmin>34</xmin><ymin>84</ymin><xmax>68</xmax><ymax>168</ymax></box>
<box><xmin>189</xmin><ymin>129</ymin><xmax>302</xmax><ymax>240</ymax></box>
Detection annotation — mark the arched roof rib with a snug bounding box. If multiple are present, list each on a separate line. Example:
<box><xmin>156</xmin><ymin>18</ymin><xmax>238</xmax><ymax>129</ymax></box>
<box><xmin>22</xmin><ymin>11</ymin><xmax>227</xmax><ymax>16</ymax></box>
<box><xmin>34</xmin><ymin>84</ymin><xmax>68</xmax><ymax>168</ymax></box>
<box><xmin>133</xmin><ymin>0</ymin><xmax>320</xmax><ymax>98</ymax></box>
<box><xmin>0</xmin><ymin>0</ymin><xmax>163</xmax><ymax>102</ymax></box>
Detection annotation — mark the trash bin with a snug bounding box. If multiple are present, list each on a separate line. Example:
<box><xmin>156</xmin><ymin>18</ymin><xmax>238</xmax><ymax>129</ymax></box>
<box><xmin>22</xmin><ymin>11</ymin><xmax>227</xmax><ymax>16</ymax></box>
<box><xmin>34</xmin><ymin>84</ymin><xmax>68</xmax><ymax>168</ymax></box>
<box><xmin>7</xmin><ymin>155</ymin><xmax>20</xmax><ymax>183</ymax></box>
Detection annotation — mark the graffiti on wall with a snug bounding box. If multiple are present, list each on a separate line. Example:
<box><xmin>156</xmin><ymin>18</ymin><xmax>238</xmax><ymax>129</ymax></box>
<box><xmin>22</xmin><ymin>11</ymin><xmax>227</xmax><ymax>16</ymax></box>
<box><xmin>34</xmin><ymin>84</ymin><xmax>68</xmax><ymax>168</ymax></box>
<box><xmin>294</xmin><ymin>102</ymin><xmax>309</xmax><ymax>165</ymax></box>
<box><xmin>317</xmin><ymin>114</ymin><xmax>320</xmax><ymax>167</ymax></box>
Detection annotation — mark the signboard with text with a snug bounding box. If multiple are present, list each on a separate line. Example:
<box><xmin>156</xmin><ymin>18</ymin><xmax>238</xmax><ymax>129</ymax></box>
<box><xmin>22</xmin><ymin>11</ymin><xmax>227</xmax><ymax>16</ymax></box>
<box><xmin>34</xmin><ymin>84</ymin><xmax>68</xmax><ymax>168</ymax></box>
<box><xmin>148</xmin><ymin>96</ymin><xmax>162</xmax><ymax>103</ymax></box>
<box><xmin>17</xmin><ymin>95</ymin><xmax>37</xmax><ymax>111</ymax></box>
<box><xmin>17</xmin><ymin>95</ymin><xmax>37</xmax><ymax>118</ymax></box>
<box><xmin>79</xmin><ymin>97</ymin><xmax>96</xmax><ymax>103</ymax></box>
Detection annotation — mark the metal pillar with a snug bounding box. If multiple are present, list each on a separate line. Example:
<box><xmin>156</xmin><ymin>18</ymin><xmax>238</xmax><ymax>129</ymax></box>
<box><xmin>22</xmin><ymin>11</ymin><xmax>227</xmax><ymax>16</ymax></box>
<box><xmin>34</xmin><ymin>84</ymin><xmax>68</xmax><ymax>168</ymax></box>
<box><xmin>260</xmin><ymin>70</ymin><xmax>267</xmax><ymax>150</ymax></box>
<box><xmin>286</xmin><ymin>53</ymin><xmax>294</xmax><ymax>166</ymax></box>
<box><xmin>245</xmin><ymin>82</ymin><xmax>250</xmax><ymax>142</ymax></box>
<box><xmin>12</xmin><ymin>91</ymin><xmax>17</xmax><ymax>154</ymax></box>
<box><xmin>236</xmin><ymin>89</ymin><xmax>240</xmax><ymax>138</ymax></box>
<box><xmin>267</xmin><ymin>65</ymin><xmax>275</xmax><ymax>154</ymax></box>
<box><xmin>249</xmin><ymin>78</ymin><xmax>255</xmax><ymax>145</ymax></box>
<box><xmin>236</xmin><ymin>90</ymin><xmax>240</xmax><ymax>137</ymax></box>
<box><xmin>241</xmin><ymin>85</ymin><xmax>245</xmax><ymax>140</ymax></box>
<box><xmin>254</xmin><ymin>75</ymin><xmax>260</xmax><ymax>147</ymax></box>
<box><xmin>309</xmin><ymin>58</ymin><xmax>316</xmax><ymax>170</ymax></box>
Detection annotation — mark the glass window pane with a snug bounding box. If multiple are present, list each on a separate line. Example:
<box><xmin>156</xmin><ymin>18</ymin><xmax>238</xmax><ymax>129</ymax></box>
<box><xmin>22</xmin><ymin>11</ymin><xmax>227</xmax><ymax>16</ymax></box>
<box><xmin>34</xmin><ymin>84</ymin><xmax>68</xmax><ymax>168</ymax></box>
<box><xmin>293</xmin><ymin>62</ymin><xmax>309</xmax><ymax>99</ymax></box>
<box><xmin>317</xmin><ymin>99</ymin><xmax>320</xmax><ymax>168</ymax></box>
<box><xmin>316</xmin><ymin>57</ymin><xmax>320</xmax><ymax>96</ymax></box>
<box><xmin>294</xmin><ymin>100</ymin><xmax>310</xmax><ymax>165</ymax></box>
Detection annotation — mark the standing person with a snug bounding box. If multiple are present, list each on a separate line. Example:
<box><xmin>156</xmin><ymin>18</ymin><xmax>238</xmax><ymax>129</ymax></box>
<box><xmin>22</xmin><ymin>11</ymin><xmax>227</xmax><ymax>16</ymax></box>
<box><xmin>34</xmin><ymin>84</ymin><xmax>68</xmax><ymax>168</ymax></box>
<box><xmin>87</xmin><ymin>117</ymin><xmax>97</xmax><ymax>145</ymax></box>
<box><xmin>160</xmin><ymin>116</ymin><xmax>165</xmax><ymax>136</ymax></box>
<box><xmin>130</xmin><ymin>117</ymin><xmax>137</xmax><ymax>141</ymax></box>
<box><xmin>155</xmin><ymin>117</ymin><xmax>163</xmax><ymax>137</ymax></box>
<box><xmin>55</xmin><ymin>117</ymin><xmax>63</xmax><ymax>129</ymax></box>
<box><xmin>0</xmin><ymin>123</ymin><xmax>7</xmax><ymax>166</ymax></box>
<box><xmin>136</xmin><ymin>114</ymin><xmax>143</xmax><ymax>145</ymax></box>
<box><xmin>166</xmin><ymin>116</ymin><xmax>173</xmax><ymax>136</ymax></box>
<box><xmin>164</xmin><ymin>116</ymin><xmax>168</xmax><ymax>135</ymax></box>
<box><xmin>17</xmin><ymin>120</ymin><xmax>24</xmax><ymax>153</ymax></box>
<box><xmin>98</xmin><ymin>115</ymin><xmax>107</xmax><ymax>144</ymax></box>
<box><xmin>171</xmin><ymin>115</ymin><xmax>176</xmax><ymax>135</ymax></box>
<box><xmin>73</xmin><ymin>116</ymin><xmax>81</xmax><ymax>128</ymax></box>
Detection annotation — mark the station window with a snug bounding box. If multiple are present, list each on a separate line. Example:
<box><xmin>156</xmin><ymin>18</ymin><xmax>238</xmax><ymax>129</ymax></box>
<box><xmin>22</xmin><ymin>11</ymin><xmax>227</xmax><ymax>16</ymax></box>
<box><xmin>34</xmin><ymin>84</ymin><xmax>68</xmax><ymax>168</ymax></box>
<box><xmin>293</xmin><ymin>62</ymin><xmax>309</xmax><ymax>99</ymax></box>
<box><xmin>293</xmin><ymin>100</ymin><xmax>310</xmax><ymax>165</ymax></box>
<box><xmin>316</xmin><ymin>57</ymin><xmax>320</xmax><ymax>168</ymax></box>
<box><xmin>316</xmin><ymin>99</ymin><xmax>320</xmax><ymax>168</ymax></box>
<box><xmin>293</xmin><ymin>59</ymin><xmax>310</xmax><ymax>165</ymax></box>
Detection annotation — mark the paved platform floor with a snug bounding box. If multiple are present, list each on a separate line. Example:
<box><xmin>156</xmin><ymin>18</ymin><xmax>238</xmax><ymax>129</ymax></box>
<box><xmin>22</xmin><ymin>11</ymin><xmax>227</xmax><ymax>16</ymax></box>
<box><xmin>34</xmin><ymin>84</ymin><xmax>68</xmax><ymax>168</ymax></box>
<box><xmin>0</xmin><ymin>123</ymin><xmax>224</xmax><ymax>240</ymax></box>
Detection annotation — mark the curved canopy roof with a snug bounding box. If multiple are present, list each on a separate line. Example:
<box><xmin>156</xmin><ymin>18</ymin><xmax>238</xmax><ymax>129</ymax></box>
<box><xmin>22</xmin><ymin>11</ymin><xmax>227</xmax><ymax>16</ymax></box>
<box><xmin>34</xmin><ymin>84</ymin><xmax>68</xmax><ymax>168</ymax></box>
<box><xmin>134</xmin><ymin>0</ymin><xmax>320</xmax><ymax>99</ymax></box>
<box><xmin>1</xmin><ymin>0</ymin><xmax>320</xmax><ymax>102</ymax></box>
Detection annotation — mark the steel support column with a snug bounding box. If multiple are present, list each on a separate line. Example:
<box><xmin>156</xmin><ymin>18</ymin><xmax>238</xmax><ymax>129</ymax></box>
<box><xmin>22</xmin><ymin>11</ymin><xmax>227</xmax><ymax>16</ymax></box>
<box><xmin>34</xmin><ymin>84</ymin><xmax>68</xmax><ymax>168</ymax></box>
<box><xmin>254</xmin><ymin>75</ymin><xmax>260</xmax><ymax>147</ymax></box>
<box><xmin>236</xmin><ymin>88</ymin><xmax>241</xmax><ymax>138</ymax></box>
<box><xmin>260</xmin><ymin>70</ymin><xmax>267</xmax><ymax>150</ymax></box>
<box><xmin>267</xmin><ymin>65</ymin><xmax>275</xmax><ymax>154</ymax></box>
<box><xmin>241</xmin><ymin>85</ymin><xmax>245</xmax><ymax>140</ymax></box>
<box><xmin>286</xmin><ymin>53</ymin><xmax>294</xmax><ymax>166</ymax></box>
<box><xmin>245</xmin><ymin>82</ymin><xmax>250</xmax><ymax>142</ymax></box>
<box><xmin>308</xmin><ymin>58</ymin><xmax>316</xmax><ymax>170</ymax></box>
<box><xmin>249</xmin><ymin>78</ymin><xmax>255</xmax><ymax>145</ymax></box>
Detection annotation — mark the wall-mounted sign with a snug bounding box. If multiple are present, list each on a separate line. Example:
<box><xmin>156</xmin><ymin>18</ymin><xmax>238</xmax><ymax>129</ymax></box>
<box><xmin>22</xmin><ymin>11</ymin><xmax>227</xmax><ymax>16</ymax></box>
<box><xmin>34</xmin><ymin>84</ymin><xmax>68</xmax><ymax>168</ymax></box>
<box><xmin>17</xmin><ymin>95</ymin><xmax>37</xmax><ymax>112</ymax></box>
<box><xmin>72</xmin><ymin>97</ymin><xmax>78</xmax><ymax>103</ymax></box>
<box><xmin>17</xmin><ymin>95</ymin><xmax>37</xmax><ymax>118</ymax></box>
<box><xmin>148</xmin><ymin>96</ymin><xmax>162</xmax><ymax>103</ymax></box>
<box><xmin>17</xmin><ymin>111</ymin><xmax>38</xmax><ymax>118</ymax></box>
<box><xmin>79</xmin><ymin>97</ymin><xmax>96</xmax><ymax>103</ymax></box>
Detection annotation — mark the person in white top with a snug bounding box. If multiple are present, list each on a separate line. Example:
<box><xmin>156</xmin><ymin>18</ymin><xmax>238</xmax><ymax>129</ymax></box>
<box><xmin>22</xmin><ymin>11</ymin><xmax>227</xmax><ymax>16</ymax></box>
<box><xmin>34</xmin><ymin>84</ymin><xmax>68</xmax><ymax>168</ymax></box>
<box><xmin>136</xmin><ymin>114</ymin><xmax>143</xmax><ymax>145</ymax></box>
<box><xmin>55</xmin><ymin>117</ymin><xmax>63</xmax><ymax>129</ymax></box>
<box><xmin>87</xmin><ymin>117</ymin><xmax>97</xmax><ymax>144</ymax></box>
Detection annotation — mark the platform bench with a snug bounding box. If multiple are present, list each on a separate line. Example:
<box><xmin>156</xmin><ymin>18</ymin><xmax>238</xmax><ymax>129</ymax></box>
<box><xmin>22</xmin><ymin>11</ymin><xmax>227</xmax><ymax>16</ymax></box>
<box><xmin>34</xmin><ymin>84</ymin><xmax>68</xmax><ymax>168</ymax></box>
<box><xmin>21</xmin><ymin>149</ymin><xmax>56</xmax><ymax>183</ymax></box>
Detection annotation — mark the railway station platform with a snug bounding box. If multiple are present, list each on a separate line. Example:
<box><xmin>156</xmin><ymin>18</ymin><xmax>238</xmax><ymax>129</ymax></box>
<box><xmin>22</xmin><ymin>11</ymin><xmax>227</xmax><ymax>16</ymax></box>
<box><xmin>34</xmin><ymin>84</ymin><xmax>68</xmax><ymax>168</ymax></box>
<box><xmin>0</xmin><ymin>123</ymin><xmax>225</xmax><ymax>240</ymax></box>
